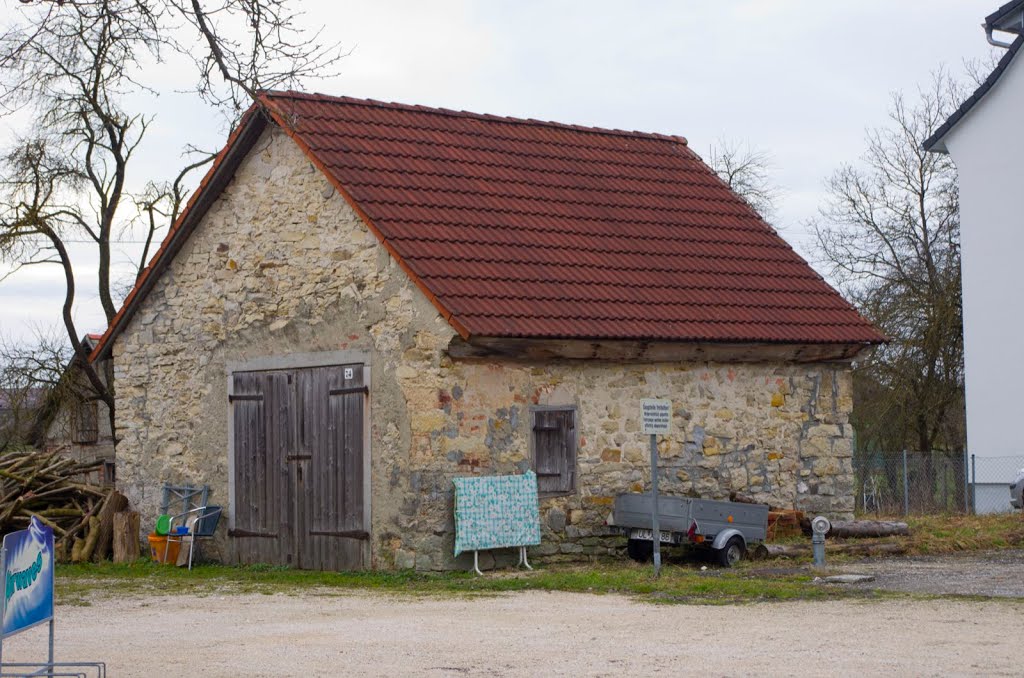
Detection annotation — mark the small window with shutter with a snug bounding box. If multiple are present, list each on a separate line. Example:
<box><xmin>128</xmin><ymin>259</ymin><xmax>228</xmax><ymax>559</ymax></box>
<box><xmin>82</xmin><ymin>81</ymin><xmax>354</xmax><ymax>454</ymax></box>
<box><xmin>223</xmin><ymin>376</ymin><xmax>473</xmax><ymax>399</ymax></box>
<box><xmin>72</xmin><ymin>399</ymin><xmax>99</xmax><ymax>445</ymax></box>
<box><xmin>531</xmin><ymin>407</ymin><xmax>577</xmax><ymax>496</ymax></box>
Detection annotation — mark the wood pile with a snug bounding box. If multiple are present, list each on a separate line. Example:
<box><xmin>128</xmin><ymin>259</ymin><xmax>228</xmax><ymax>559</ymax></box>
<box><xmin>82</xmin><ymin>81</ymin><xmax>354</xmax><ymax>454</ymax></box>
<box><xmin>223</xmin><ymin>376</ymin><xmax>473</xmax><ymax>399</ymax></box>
<box><xmin>0</xmin><ymin>448</ymin><xmax>130</xmax><ymax>563</ymax></box>
<box><xmin>768</xmin><ymin>510</ymin><xmax>805</xmax><ymax>539</ymax></box>
<box><xmin>729</xmin><ymin>492</ymin><xmax>807</xmax><ymax>539</ymax></box>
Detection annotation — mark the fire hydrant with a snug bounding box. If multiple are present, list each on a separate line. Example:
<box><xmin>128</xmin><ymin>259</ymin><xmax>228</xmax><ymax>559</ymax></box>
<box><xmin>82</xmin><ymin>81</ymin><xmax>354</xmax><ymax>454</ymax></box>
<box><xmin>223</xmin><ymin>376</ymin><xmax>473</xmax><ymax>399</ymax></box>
<box><xmin>811</xmin><ymin>515</ymin><xmax>831</xmax><ymax>568</ymax></box>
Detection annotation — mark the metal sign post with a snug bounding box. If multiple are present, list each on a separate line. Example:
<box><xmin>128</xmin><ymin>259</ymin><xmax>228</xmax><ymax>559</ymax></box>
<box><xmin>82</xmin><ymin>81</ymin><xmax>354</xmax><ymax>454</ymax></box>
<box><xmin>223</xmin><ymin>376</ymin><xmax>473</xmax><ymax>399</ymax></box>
<box><xmin>640</xmin><ymin>398</ymin><xmax>671</xmax><ymax>578</ymax></box>
<box><xmin>649</xmin><ymin>433</ymin><xmax>661</xmax><ymax>577</ymax></box>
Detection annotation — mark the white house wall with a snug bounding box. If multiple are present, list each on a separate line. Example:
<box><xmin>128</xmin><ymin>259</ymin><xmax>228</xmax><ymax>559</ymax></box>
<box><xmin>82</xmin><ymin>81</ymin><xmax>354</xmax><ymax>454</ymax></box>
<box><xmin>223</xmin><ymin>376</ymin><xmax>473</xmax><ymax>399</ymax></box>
<box><xmin>943</xmin><ymin>47</ymin><xmax>1024</xmax><ymax>482</ymax></box>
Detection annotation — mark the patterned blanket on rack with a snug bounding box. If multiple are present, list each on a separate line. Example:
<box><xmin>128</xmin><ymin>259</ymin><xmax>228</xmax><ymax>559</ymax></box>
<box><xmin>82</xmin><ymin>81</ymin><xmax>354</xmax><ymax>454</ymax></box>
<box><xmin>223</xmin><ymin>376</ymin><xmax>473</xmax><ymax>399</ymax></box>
<box><xmin>453</xmin><ymin>471</ymin><xmax>542</xmax><ymax>556</ymax></box>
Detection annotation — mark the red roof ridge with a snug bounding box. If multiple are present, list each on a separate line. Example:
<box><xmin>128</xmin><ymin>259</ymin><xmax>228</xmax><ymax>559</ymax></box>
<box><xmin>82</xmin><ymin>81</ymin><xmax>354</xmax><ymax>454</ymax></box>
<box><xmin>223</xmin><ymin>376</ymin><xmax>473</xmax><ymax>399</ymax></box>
<box><xmin>261</xmin><ymin>90</ymin><xmax>690</xmax><ymax>146</ymax></box>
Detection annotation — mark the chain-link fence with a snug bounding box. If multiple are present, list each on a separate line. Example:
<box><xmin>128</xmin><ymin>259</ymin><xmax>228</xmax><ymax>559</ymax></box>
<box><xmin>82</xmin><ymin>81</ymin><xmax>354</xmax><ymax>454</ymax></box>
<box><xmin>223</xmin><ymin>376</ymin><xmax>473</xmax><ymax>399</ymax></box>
<box><xmin>853</xmin><ymin>450</ymin><xmax>1024</xmax><ymax>515</ymax></box>
<box><xmin>854</xmin><ymin>450</ymin><xmax>969</xmax><ymax>515</ymax></box>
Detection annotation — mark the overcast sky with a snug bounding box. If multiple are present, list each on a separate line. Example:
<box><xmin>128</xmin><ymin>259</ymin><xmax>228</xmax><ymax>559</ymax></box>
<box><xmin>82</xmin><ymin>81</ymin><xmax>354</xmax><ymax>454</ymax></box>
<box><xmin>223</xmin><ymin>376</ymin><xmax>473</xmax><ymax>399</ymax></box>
<box><xmin>0</xmin><ymin>0</ymin><xmax>1000</xmax><ymax>344</ymax></box>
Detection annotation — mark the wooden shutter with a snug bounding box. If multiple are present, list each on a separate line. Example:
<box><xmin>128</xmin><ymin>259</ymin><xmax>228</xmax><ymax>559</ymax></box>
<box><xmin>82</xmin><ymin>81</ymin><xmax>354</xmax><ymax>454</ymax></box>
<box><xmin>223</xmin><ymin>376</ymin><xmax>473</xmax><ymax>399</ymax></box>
<box><xmin>72</xmin><ymin>400</ymin><xmax>98</xmax><ymax>444</ymax></box>
<box><xmin>533</xmin><ymin>408</ymin><xmax>576</xmax><ymax>495</ymax></box>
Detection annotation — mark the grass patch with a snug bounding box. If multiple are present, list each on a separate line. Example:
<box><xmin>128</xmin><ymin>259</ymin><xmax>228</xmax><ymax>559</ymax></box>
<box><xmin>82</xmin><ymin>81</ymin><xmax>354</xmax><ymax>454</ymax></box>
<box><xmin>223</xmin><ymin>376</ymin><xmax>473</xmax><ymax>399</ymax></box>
<box><xmin>903</xmin><ymin>513</ymin><xmax>1024</xmax><ymax>554</ymax></box>
<box><xmin>55</xmin><ymin>559</ymin><xmax>863</xmax><ymax>606</ymax></box>
<box><xmin>762</xmin><ymin>512</ymin><xmax>1024</xmax><ymax>565</ymax></box>
<box><xmin>53</xmin><ymin>516</ymin><xmax>1022</xmax><ymax>605</ymax></box>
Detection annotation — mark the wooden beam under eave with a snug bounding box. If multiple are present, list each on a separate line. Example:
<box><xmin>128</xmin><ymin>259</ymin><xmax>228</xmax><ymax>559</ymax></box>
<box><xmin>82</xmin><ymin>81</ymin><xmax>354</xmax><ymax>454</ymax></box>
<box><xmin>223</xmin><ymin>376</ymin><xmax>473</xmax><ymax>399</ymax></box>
<box><xmin>446</xmin><ymin>336</ymin><xmax>872</xmax><ymax>364</ymax></box>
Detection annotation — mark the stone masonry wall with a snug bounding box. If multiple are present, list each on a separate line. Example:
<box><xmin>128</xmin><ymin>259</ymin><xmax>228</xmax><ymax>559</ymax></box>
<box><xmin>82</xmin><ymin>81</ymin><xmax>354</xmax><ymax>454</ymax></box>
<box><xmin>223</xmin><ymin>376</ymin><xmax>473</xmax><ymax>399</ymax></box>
<box><xmin>392</xmin><ymin>360</ymin><xmax>854</xmax><ymax>569</ymax></box>
<box><xmin>113</xmin><ymin>124</ymin><xmax>855</xmax><ymax>571</ymax></box>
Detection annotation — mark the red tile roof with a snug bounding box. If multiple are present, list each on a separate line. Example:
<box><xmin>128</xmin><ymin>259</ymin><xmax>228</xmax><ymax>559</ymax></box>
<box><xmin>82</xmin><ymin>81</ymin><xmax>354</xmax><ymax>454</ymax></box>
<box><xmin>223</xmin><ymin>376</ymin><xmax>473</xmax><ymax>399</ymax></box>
<box><xmin>262</xmin><ymin>92</ymin><xmax>882</xmax><ymax>345</ymax></box>
<box><xmin>92</xmin><ymin>92</ymin><xmax>883</xmax><ymax>361</ymax></box>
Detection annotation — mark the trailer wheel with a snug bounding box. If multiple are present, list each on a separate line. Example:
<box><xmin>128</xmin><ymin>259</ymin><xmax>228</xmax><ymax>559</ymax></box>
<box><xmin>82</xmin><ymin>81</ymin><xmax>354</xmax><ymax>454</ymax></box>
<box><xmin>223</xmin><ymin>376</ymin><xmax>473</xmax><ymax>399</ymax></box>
<box><xmin>627</xmin><ymin>538</ymin><xmax>653</xmax><ymax>562</ymax></box>
<box><xmin>716</xmin><ymin>536</ymin><xmax>745</xmax><ymax>567</ymax></box>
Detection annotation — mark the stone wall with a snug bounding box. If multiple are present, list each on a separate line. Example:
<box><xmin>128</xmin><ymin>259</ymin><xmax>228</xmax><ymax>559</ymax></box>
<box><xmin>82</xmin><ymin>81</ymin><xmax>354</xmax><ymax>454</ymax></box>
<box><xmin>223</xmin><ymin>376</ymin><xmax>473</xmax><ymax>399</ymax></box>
<box><xmin>391</xmin><ymin>359</ymin><xmax>854</xmax><ymax>569</ymax></box>
<box><xmin>113</xmin><ymin>123</ymin><xmax>855</xmax><ymax>571</ymax></box>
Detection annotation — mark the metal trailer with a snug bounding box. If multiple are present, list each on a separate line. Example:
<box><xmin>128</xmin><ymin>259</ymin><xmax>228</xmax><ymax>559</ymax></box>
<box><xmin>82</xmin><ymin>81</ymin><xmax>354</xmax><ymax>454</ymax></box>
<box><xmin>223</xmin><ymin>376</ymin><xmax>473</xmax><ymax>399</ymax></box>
<box><xmin>610</xmin><ymin>493</ymin><xmax>769</xmax><ymax>567</ymax></box>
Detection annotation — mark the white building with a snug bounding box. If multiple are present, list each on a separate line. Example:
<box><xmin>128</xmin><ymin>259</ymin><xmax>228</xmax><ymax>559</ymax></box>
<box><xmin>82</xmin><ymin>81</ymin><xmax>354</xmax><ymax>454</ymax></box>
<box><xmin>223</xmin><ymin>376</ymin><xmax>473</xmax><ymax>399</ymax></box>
<box><xmin>925</xmin><ymin>1</ymin><xmax>1024</xmax><ymax>512</ymax></box>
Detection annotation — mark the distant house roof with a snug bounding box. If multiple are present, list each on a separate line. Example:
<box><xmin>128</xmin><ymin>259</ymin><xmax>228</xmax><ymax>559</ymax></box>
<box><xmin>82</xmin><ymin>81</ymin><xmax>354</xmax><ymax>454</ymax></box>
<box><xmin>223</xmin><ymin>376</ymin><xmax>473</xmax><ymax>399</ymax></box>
<box><xmin>986</xmin><ymin>0</ymin><xmax>1024</xmax><ymax>32</ymax></box>
<box><xmin>91</xmin><ymin>92</ymin><xmax>883</xmax><ymax>360</ymax></box>
<box><xmin>924</xmin><ymin>12</ymin><xmax>1024</xmax><ymax>153</ymax></box>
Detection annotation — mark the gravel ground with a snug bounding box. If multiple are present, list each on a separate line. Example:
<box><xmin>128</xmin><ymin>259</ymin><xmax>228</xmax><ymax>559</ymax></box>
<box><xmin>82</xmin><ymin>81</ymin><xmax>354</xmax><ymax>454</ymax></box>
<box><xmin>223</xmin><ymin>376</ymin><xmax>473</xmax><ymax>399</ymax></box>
<box><xmin>835</xmin><ymin>549</ymin><xmax>1024</xmax><ymax>597</ymax></box>
<box><xmin>2</xmin><ymin>591</ymin><xmax>1021</xmax><ymax>677</ymax></box>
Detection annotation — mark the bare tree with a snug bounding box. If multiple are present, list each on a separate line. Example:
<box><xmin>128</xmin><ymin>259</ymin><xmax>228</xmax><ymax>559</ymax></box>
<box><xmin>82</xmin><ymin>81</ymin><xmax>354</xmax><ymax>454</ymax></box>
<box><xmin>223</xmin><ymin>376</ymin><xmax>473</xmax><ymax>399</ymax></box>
<box><xmin>707</xmin><ymin>139</ymin><xmax>779</xmax><ymax>221</ymax></box>
<box><xmin>812</xmin><ymin>71</ymin><xmax>967</xmax><ymax>506</ymax></box>
<box><xmin>0</xmin><ymin>0</ymin><xmax>343</xmax><ymax>436</ymax></box>
<box><xmin>0</xmin><ymin>140</ymin><xmax>113</xmax><ymax>419</ymax></box>
<box><xmin>0</xmin><ymin>329</ymin><xmax>71</xmax><ymax>450</ymax></box>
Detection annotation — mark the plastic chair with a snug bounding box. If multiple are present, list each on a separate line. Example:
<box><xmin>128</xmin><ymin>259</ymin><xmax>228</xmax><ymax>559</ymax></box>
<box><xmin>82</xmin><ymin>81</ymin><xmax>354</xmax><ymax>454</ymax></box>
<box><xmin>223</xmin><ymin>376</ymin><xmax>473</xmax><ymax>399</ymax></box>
<box><xmin>163</xmin><ymin>505</ymin><xmax>222</xmax><ymax>570</ymax></box>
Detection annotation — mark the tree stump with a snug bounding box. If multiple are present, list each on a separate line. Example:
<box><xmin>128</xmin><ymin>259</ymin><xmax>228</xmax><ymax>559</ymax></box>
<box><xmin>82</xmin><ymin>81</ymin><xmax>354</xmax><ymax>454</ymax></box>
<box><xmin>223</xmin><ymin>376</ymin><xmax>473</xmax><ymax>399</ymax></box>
<box><xmin>113</xmin><ymin>511</ymin><xmax>141</xmax><ymax>564</ymax></box>
<box><xmin>93</xmin><ymin>490</ymin><xmax>129</xmax><ymax>562</ymax></box>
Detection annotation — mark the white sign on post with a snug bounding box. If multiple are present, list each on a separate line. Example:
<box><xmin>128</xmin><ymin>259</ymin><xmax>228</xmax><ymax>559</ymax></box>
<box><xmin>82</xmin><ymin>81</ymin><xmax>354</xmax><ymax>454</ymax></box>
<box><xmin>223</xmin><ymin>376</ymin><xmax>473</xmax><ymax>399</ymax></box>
<box><xmin>640</xmin><ymin>398</ymin><xmax>672</xmax><ymax>434</ymax></box>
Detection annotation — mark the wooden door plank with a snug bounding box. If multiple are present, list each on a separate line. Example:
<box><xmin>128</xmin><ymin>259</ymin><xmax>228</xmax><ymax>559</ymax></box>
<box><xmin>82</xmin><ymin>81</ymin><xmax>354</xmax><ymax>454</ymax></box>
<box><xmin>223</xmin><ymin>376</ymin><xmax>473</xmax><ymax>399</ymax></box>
<box><xmin>231</xmin><ymin>370</ymin><xmax>292</xmax><ymax>566</ymax></box>
<box><xmin>298</xmin><ymin>363</ymin><xmax>365</xmax><ymax>572</ymax></box>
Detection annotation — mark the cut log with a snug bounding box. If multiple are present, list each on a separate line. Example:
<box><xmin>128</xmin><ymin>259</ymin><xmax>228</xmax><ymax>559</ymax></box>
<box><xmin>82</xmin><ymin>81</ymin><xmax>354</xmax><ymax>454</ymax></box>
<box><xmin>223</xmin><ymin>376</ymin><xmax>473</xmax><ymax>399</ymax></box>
<box><xmin>93</xmin><ymin>490</ymin><xmax>129</xmax><ymax>562</ymax></box>
<box><xmin>836</xmin><ymin>542</ymin><xmax>907</xmax><ymax>556</ymax></box>
<box><xmin>76</xmin><ymin>516</ymin><xmax>102</xmax><ymax>563</ymax></box>
<box><xmin>113</xmin><ymin>511</ymin><xmax>141</xmax><ymax>564</ymax></box>
<box><xmin>827</xmin><ymin>521</ymin><xmax>910</xmax><ymax>538</ymax></box>
<box><xmin>763</xmin><ymin>541</ymin><xmax>907</xmax><ymax>559</ymax></box>
<box><xmin>748</xmin><ymin>543</ymin><xmax>770</xmax><ymax>561</ymax></box>
<box><xmin>19</xmin><ymin>510</ymin><xmax>67</xmax><ymax>536</ymax></box>
<box><xmin>764</xmin><ymin>543</ymin><xmax>805</xmax><ymax>558</ymax></box>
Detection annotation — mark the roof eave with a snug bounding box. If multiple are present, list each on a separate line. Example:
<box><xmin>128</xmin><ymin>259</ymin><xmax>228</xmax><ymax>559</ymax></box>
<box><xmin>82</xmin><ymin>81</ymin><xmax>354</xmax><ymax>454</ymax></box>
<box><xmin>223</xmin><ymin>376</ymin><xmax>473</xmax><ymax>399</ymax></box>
<box><xmin>986</xmin><ymin>0</ymin><xmax>1024</xmax><ymax>32</ymax></box>
<box><xmin>923</xmin><ymin>136</ymin><xmax>949</xmax><ymax>154</ymax></box>
<box><xmin>450</xmin><ymin>335</ymin><xmax>883</xmax><ymax>363</ymax></box>
<box><xmin>924</xmin><ymin>33</ymin><xmax>1024</xmax><ymax>153</ymax></box>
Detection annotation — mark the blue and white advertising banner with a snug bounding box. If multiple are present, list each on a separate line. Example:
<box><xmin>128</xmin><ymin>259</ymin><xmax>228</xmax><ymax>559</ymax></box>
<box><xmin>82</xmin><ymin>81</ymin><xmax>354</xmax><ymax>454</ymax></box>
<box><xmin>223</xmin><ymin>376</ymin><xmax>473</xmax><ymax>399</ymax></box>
<box><xmin>2</xmin><ymin>516</ymin><xmax>55</xmax><ymax>639</ymax></box>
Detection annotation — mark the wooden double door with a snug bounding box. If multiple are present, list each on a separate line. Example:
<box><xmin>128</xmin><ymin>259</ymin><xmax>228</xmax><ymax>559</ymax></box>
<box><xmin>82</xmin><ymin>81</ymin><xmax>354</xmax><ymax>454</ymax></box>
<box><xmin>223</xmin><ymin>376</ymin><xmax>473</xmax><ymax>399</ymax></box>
<box><xmin>229</xmin><ymin>364</ymin><xmax>366</xmax><ymax>570</ymax></box>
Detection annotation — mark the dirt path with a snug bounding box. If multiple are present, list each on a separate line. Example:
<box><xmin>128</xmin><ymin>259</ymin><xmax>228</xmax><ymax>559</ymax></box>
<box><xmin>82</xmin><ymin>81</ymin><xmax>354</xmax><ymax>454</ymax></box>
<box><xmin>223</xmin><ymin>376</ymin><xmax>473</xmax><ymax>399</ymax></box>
<box><xmin>3</xmin><ymin>591</ymin><xmax>1020</xmax><ymax>677</ymax></box>
<box><xmin>836</xmin><ymin>549</ymin><xmax>1024</xmax><ymax>597</ymax></box>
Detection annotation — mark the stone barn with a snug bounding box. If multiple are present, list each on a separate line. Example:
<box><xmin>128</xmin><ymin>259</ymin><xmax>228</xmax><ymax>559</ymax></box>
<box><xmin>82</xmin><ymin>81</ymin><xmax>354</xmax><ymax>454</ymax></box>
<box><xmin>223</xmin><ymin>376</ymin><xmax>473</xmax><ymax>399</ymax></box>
<box><xmin>89</xmin><ymin>92</ymin><xmax>884</xmax><ymax>570</ymax></box>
